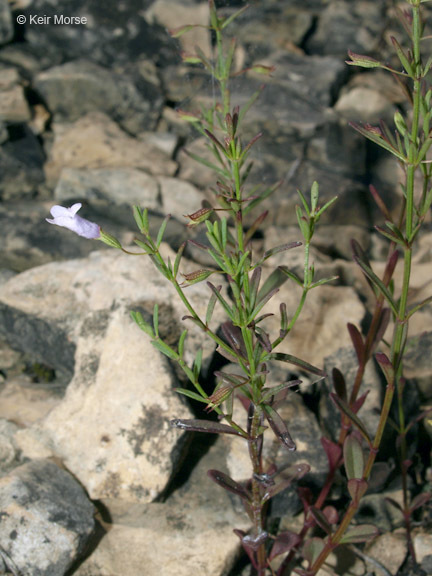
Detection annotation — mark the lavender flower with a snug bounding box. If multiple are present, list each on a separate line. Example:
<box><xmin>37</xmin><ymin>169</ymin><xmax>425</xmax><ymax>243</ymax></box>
<box><xmin>46</xmin><ymin>203</ymin><xmax>100</xmax><ymax>239</ymax></box>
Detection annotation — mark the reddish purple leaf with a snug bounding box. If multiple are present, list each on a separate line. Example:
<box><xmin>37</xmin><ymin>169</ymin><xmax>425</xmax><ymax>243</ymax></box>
<box><xmin>269</xmin><ymin>531</ymin><xmax>301</xmax><ymax>561</ymax></box>
<box><xmin>409</xmin><ymin>492</ymin><xmax>431</xmax><ymax>514</ymax></box>
<box><xmin>332</xmin><ymin>368</ymin><xmax>347</xmax><ymax>402</ymax></box>
<box><xmin>347</xmin><ymin>323</ymin><xmax>365</xmax><ymax>365</ymax></box>
<box><xmin>321</xmin><ymin>436</ymin><xmax>342</xmax><ymax>471</ymax></box>
<box><xmin>170</xmin><ymin>418</ymin><xmax>246</xmax><ymax>437</ymax></box>
<box><xmin>347</xmin><ymin>478</ymin><xmax>368</xmax><ymax>502</ymax></box>
<box><xmin>262</xmin><ymin>404</ymin><xmax>296</xmax><ymax>451</ymax></box>
<box><xmin>207</xmin><ymin>469</ymin><xmax>251</xmax><ymax>501</ymax></box>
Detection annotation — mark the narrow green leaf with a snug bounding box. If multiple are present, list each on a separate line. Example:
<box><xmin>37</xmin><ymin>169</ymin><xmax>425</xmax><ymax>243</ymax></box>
<box><xmin>178</xmin><ymin>329</ymin><xmax>188</xmax><ymax>359</ymax></box>
<box><xmin>183</xmin><ymin>149</ymin><xmax>230</xmax><ymax>178</ymax></box>
<box><xmin>153</xmin><ymin>303</ymin><xmax>159</xmax><ymax>337</ymax></box>
<box><xmin>279</xmin><ymin>267</ymin><xmax>303</xmax><ymax>286</ymax></box>
<box><xmin>156</xmin><ymin>214</ymin><xmax>170</xmax><ymax>248</ymax></box>
<box><xmin>174</xmin><ymin>242</ymin><xmax>186</xmax><ymax>279</ymax></box>
<box><xmin>220</xmin><ymin>4</ymin><xmax>249</xmax><ymax>29</ymax></box>
<box><xmin>347</xmin><ymin>478</ymin><xmax>368</xmax><ymax>501</ymax></box>
<box><xmin>340</xmin><ymin>524</ymin><xmax>378</xmax><ymax>544</ymax></box>
<box><xmin>309</xmin><ymin>275</ymin><xmax>339</xmax><ymax>289</ymax></box>
<box><xmin>261</xmin><ymin>379</ymin><xmax>302</xmax><ymax>403</ymax></box>
<box><xmin>316</xmin><ymin>195</ymin><xmax>338</xmax><ymax>218</ymax></box>
<box><xmin>175</xmin><ymin>388</ymin><xmax>208</xmax><ymax>404</ymax></box>
<box><xmin>130</xmin><ymin>311</ymin><xmax>154</xmax><ymax>338</ymax></box>
<box><xmin>391</xmin><ymin>36</ymin><xmax>414</xmax><ymax>76</ymax></box>
<box><xmin>343</xmin><ymin>434</ymin><xmax>365</xmax><ymax>480</ymax></box>
<box><xmin>193</xmin><ymin>349</ymin><xmax>203</xmax><ymax>380</ymax></box>
<box><xmin>262</xmin><ymin>242</ymin><xmax>302</xmax><ymax>263</ymax></box>
<box><xmin>152</xmin><ymin>339</ymin><xmax>178</xmax><ymax>360</ymax></box>
<box><xmin>207</xmin><ymin>281</ymin><xmax>234</xmax><ymax>318</ymax></box>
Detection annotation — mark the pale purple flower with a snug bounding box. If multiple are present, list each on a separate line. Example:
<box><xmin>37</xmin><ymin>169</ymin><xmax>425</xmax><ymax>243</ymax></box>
<box><xmin>46</xmin><ymin>203</ymin><xmax>100</xmax><ymax>239</ymax></box>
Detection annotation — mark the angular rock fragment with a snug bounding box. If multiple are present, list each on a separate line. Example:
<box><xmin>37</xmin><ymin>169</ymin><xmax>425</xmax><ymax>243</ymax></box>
<box><xmin>0</xmin><ymin>459</ymin><xmax>95</xmax><ymax>576</ymax></box>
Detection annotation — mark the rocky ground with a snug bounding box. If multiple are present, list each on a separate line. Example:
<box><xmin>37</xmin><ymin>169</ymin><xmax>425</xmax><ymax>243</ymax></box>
<box><xmin>0</xmin><ymin>0</ymin><xmax>431</xmax><ymax>575</ymax></box>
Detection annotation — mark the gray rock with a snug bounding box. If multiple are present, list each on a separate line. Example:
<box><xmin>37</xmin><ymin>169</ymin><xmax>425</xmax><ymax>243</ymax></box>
<box><xmin>0</xmin><ymin>126</ymin><xmax>45</xmax><ymax>200</ymax></box>
<box><xmin>75</xmin><ymin>437</ymin><xmax>248</xmax><ymax>576</ymax></box>
<box><xmin>44</xmin><ymin>113</ymin><xmax>177</xmax><ymax>188</ymax></box>
<box><xmin>0</xmin><ymin>248</ymin><xmax>228</xmax><ymax>500</ymax></box>
<box><xmin>0</xmin><ymin>419</ymin><xmax>20</xmax><ymax>475</ymax></box>
<box><xmin>0</xmin><ymin>67</ymin><xmax>31</xmax><ymax>123</ymax></box>
<box><xmin>404</xmin><ymin>332</ymin><xmax>432</xmax><ymax>402</ymax></box>
<box><xmin>0</xmin><ymin>0</ymin><xmax>13</xmax><ymax>45</ymax></box>
<box><xmin>54</xmin><ymin>167</ymin><xmax>161</xmax><ymax>215</ymax></box>
<box><xmin>0</xmin><ymin>459</ymin><xmax>95</xmax><ymax>576</ymax></box>
<box><xmin>34</xmin><ymin>61</ymin><xmax>163</xmax><ymax>135</ymax></box>
<box><xmin>305</xmin><ymin>0</ymin><xmax>386</xmax><ymax>57</ymax></box>
<box><xmin>24</xmin><ymin>0</ymin><xmax>177</xmax><ymax>68</ymax></box>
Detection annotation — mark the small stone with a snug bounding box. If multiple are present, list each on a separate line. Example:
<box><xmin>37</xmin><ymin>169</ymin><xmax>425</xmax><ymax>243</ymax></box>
<box><xmin>365</xmin><ymin>531</ymin><xmax>407</xmax><ymax>575</ymax></box>
<box><xmin>0</xmin><ymin>459</ymin><xmax>95</xmax><ymax>576</ymax></box>
<box><xmin>414</xmin><ymin>532</ymin><xmax>432</xmax><ymax>564</ymax></box>
<box><xmin>0</xmin><ymin>85</ymin><xmax>31</xmax><ymax>123</ymax></box>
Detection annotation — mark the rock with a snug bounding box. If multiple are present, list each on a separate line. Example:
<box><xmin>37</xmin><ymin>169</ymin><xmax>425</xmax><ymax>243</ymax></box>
<box><xmin>75</xmin><ymin>437</ymin><xmax>247</xmax><ymax>576</ymax></box>
<box><xmin>0</xmin><ymin>419</ymin><xmax>20</xmax><ymax>475</ymax></box>
<box><xmin>145</xmin><ymin>1</ymin><xmax>211</xmax><ymax>57</ymax></box>
<box><xmin>44</xmin><ymin>113</ymin><xmax>177</xmax><ymax>188</ymax></box>
<box><xmin>0</xmin><ymin>201</ymin><xmax>131</xmax><ymax>273</ymax></box>
<box><xmin>414</xmin><ymin>532</ymin><xmax>432</xmax><ymax>564</ymax></box>
<box><xmin>0</xmin><ymin>125</ymin><xmax>45</xmax><ymax>200</ymax></box>
<box><xmin>0</xmin><ymin>374</ymin><xmax>62</xmax><ymax>426</ymax></box>
<box><xmin>0</xmin><ymin>0</ymin><xmax>13</xmax><ymax>45</ymax></box>
<box><xmin>0</xmin><ymin>69</ymin><xmax>31</xmax><ymax>123</ymax></box>
<box><xmin>264</xmin><ymin>282</ymin><xmax>365</xmax><ymax>368</ymax></box>
<box><xmin>335</xmin><ymin>86</ymin><xmax>395</xmax><ymax>123</ymax></box>
<box><xmin>228</xmin><ymin>5</ymin><xmax>313</xmax><ymax>58</ymax></box>
<box><xmin>0</xmin><ymin>459</ymin><xmax>95</xmax><ymax>576</ymax></box>
<box><xmin>365</xmin><ymin>531</ymin><xmax>407</xmax><ymax>575</ymax></box>
<box><xmin>24</xmin><ymin>0</ymin><xmax>177</xmax><ymax>68</ymax></box>
<box><xmin>158</xmin><ymin>176</ymin><xmax>207</xmax><ymax>219</ymax></box>
<box><xmin>250</xmin><ymin>51</ymin><xmax>347</xmax><ymax>108</ymax></box>
<box><xmin>41</xmin><ymin>305</ymin><xmax>193</xmax><ymax>502</ymax></box>
<box><xmin>404</xmin><ymin>332</ymin><xmax>432</xmax><ymax>401</ymax></box>
<box><xmin>305</xmin><ymin>0</ymin><xmax>385</xmax><ymax>57</ymax></box>
<box><xmin>54</xmin><ymin>167</ymin><xmax>161</xmax><ymax>216</ymax></box>
<box><xmin>0</xmin><ymin>248</ymin><xmax>228</xmax><ymax>500</ymax></box>
<box><xmin>34</xmin><ymin>61</ymin><xmax>163</xmax><ymax>134</ymax></box>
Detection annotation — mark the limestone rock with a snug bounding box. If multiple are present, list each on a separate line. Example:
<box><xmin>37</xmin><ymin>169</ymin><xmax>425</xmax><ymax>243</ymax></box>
<box><xmin>145</xmin><ymin>1</ymin><xmax>211</xmax><ymax>57</ymax></box>
<box><xmin>24</xmin><ymin>0</ymin><xmax>177</xmax><ymax>67</ymax></box>
<box><xmin>44</xmin><ymin>113</ymin><xmax>177</xmax><ymax>188</ymax></box>
<box><xmin>34</xmin><ymin>61</ymin><xmax>163</xmax><ymax>134</ymax></box>
<box><xmin>0</xmin><ymin>84</ymin><xmax>31</xmax><ymax>124</ymax></box>
<box><xmin>0</xmin><ymin>459</ymin><xmax>95</xmax><ymax>576</ymax></box>
<box><xmin>0</xmin><ymin>0</ymin><xmax>13</xmax><ymax>45</ymax></box>
<box><xmin>54</xmin><ymin>167</ymin><xmax>161</xmax><ymax>215</ymax></box>
<box><xmin>0</xmin><ymin>126</ymin><xmax>45</xmax><ymax>200</ymax></box>
<box><xmin>0</xmin><ymin>248</ymin><xmax>228</xmax><ymax>500</ymax></box>
<box><xmin>76</xmin><ymin>438</ymin><xmax>247</xmax><ymax>576</ymax></box>
<box><xmin>335</xmin><ymin>86</ymin><xmax>395</xmax><ymax>123</ymax></box>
